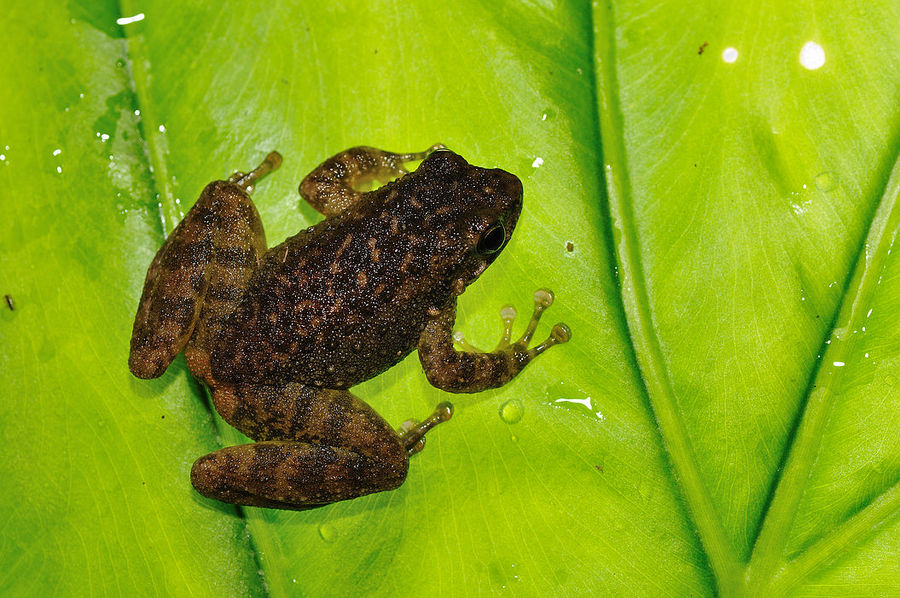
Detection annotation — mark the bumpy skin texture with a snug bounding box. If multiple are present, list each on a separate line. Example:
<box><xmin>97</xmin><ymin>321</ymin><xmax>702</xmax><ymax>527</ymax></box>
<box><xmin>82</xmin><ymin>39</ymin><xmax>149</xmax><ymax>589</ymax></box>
<box><xmin>129</xmin><ymin>147</ymin><xmax>568</xmax><ymax>509</ymax></box>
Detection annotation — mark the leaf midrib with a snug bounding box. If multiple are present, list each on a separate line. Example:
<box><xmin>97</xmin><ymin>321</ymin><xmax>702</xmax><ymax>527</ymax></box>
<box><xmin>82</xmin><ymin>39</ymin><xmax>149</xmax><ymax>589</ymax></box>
<box><xmin>591</xmin><ymin>2</ymin><xmax>741</xmax><ymax>592</ymax></box>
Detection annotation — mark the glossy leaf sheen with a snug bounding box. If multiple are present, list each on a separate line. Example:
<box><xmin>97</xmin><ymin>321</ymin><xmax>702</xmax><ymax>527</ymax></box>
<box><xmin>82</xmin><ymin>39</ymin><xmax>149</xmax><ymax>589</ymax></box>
<box><xmin>1</xmin><ymin>1</ymin><xmax>898</xmax><ymax>596</ymax></box>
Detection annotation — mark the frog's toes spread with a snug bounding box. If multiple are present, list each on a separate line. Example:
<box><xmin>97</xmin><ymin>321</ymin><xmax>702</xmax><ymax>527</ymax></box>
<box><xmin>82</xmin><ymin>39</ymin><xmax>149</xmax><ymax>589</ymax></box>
<box><xmin>505</xmin><ymin>288</ymin><xmax>572</xmax><ymax>355</ymax></box>
<box><xmin>453</xmin><ymin>289</ymin><xmax>571</xmax><ymax>357</ymax></box>
<box><xmin>398</xmin><ymin>402</ymin><xmax>454</xmax><ymax>456</ymax></box>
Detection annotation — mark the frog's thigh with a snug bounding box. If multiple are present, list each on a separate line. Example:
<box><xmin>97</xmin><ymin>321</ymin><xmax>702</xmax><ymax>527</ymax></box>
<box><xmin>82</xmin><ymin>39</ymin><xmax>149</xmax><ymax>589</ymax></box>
<box><xmin>129</xmin><ymin>181</ymin><xmax>265</xmax><ymax>379</ymax></box>
<box><xmin>191</xmin><ymin>441</ymin><xmax>406</xmax><ymax>509</ymax></box>
<box><xmin>299</xmin><ymin>145</ymin><xmax>441</xmax><ymax>217</ymax></box>
<box><xmin>195</xmin><ymin>384</ymin><xmax>409</xmax><ymax>508</ymax></box>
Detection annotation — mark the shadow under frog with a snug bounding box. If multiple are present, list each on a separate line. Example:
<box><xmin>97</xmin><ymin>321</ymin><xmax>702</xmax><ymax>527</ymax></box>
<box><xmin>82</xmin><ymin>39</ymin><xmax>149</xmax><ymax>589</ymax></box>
<box><xmin>129</xmin><ymin>145</ymin><xmax>570</xmax><ymax>510</ymax></box>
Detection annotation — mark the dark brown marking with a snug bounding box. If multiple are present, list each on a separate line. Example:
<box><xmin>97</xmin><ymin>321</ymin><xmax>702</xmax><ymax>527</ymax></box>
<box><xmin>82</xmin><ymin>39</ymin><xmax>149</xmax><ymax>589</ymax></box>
<box><xmin>216</xmin><ymin>246</ymin><xmax>256</xmax><ymax>268</ymax></box>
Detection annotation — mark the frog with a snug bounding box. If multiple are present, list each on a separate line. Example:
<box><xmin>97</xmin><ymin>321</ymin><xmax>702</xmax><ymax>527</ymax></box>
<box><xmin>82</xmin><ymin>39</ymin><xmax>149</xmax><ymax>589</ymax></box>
<box><xmin>129</xmin><ymin>145</ymin><xmax>570</xmax><ymax>510</ymax></box>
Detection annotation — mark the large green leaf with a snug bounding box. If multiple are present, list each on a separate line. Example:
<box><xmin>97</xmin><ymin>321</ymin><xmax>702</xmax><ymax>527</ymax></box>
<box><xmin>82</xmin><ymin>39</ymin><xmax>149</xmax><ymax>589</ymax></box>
<box><xmin>1</xmin><ymin>1</ymin><xmax>897</xmax><ymax>596</ymax></box>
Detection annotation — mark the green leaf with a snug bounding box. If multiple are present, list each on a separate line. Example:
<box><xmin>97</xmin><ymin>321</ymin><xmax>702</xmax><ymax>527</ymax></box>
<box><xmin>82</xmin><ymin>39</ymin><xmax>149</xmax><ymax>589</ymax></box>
<box><xmin>2</xmin><ymin>1</ymin><xmax>898</xmax><ymax>596</ymax></box>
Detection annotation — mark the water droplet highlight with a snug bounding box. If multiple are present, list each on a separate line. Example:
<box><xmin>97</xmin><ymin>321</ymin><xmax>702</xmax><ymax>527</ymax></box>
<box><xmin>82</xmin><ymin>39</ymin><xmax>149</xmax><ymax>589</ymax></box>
<box><xmin>499</xmin><ymin>399</ymin><xmax>524</xmax><ymax>424</ymax></box>
<box><xmin>799</xmin><ymin>41</ymin><xmax>826</xmax><ymax>70</ymax></box>
<box><xmin>546</xmin><ymin>382</ymin><xmax>605</xmax><ymax>421</ymax></box>
<box><xmin>116</xmin><ymin>13</ymin><xmax>145</xmax><ymax>25</ymax></box>
<box><xmin>722</xmin><ymin>47</ymin><xmax>739</xmax><ymax>63</ymax></box>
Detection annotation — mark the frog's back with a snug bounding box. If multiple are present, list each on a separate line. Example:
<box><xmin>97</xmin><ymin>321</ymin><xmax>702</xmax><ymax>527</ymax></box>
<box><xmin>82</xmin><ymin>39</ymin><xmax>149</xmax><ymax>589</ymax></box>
<box><xmin>211</xmin><ymin>179</ymin><xmax>464</xmax><ymax>389</ymax></box>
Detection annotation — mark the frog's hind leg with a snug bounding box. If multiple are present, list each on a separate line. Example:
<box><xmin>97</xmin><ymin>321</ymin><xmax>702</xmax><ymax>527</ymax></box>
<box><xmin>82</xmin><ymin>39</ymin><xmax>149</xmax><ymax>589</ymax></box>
<box><xmin>299</xmin><ymin>144</ymin><xmax>444</xmax><ymax>217</ymax></box>
<box><xmin>128</xmin><ymin>154</ymin><xmax>279</xmax><ymax>380</ymax></box>
<box><xmin>190</xmin><ymin>383</ymin><xmax>452</xmax><ymax>509</ymax></box>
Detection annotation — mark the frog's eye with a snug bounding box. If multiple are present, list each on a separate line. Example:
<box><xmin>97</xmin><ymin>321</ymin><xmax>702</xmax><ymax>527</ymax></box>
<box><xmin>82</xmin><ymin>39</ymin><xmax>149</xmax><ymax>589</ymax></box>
<box><xmin>477</xmin><ymin>223</ymin><xmax>506</xmax><ymax>254</ymax></box>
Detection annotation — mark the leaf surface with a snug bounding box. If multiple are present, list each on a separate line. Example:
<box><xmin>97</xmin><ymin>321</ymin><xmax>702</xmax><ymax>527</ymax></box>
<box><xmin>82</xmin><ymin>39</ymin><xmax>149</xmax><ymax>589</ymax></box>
<box><xmin>1</xmin><ymin>1</ymin><xmax>897</xmax><ymax>596</ymax></box>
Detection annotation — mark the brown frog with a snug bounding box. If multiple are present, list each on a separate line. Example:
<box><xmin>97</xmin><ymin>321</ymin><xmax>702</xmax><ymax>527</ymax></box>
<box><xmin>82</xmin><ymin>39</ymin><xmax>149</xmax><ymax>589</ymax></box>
<box><xmin>129</xmin><ymin>146</ymin><xmax>570</xmax><ymax>509</ymax></box>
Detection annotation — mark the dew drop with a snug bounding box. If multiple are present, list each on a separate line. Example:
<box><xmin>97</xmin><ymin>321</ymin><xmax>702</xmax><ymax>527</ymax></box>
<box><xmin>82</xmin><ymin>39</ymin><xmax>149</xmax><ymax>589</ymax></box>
<box><xmin>799</xmin><ymin>41</ymin><xmax>826</xmax><ymax>70</ymax></box>
<box><xmin>815</xmin><ymin>171</ymin><xmax>837</xmax><ymax>192</ymax></box>
<box><xmin>499</xmin><ymin>399</ymin><xmax>524</xmax><ymax>424</ymax></box>
<box><xmin>318</xmin><ymin>523</ymin><xmax>336</xmax><ymax>542</ymax></box>
<box><xmin>722</xmin><ymin>47</ymin><xmax>739</xmax><ymax>63</ymax></box>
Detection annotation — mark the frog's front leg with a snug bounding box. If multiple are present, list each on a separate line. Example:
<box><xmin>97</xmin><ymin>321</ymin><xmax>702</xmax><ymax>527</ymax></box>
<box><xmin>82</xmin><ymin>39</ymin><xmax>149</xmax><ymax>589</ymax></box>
<box><xmin>418</xmin><ymin>291</ymin><xmax>571</xmax><ymax>393</ymax></box>
<box><xmin>191</xmin><ymin>382</ymin><xmax>452</xmax><ymax>509</ymax></box>
<box><xmin>299</xmin><ymin>144</ymin><xmax>444</xmax><ymax>216</ymax></box>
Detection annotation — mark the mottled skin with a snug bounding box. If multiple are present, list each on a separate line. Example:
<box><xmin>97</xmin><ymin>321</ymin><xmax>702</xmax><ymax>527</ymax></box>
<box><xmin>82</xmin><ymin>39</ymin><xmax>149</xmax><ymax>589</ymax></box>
<box><xmin>129</xmin><ymin>146</ymin><xmax>570</xmax><ymax>510</ymax></box>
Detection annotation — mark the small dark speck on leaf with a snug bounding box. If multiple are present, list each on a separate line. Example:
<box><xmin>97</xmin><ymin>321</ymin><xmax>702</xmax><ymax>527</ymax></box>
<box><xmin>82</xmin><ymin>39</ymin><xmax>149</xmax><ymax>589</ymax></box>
<box><xmin>161</xmin><ymin>415</ymin><xmax>166</xmax><ymax>419</ymax></box>
<box><xmin>566</xmin><ymin>242</ymin><xmax>575</xmax><ymax>252</ymax></box>
<box><xmin>595</xmin><ymin>464</ymin><xmax>604</xmax><ymax>473</ymax></box>
<box><xmin>374</xmin><ymin>48</ymin><xmax>378</xmax><ymax>54</ymax></box>
<box><xmin>4</xmin><ymin>294</ymin><xmax>13</xmax><ymax>310</ymax></box>
<box><xmin>698</xmin><ymin>41</ymin><xmax>708</xmax><ymax>55</ymax></box>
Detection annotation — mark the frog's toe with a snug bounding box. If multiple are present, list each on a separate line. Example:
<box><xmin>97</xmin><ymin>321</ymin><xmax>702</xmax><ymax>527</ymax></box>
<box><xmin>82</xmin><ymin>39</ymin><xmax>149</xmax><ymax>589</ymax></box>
<box><xmin>399</xmin><ymin>402</ymin><xmax>453</xmax><ymax>456</ymax></box>
<box><xmin>513</xmin><ymin>289</ymin><xmax>570</xmax><ymax>358</ymax></box>
<box><xmin>452</xmin><ymin>289</ymin><xmax>570</xmax><ymax>358</ymax></box>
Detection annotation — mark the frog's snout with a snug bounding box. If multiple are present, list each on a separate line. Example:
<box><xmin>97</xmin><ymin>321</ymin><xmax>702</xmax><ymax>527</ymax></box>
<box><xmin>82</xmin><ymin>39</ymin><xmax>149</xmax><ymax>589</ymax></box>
<box><xmin>496</xmin><ymin>169</ymin><xmax>523</xmax><ymax>204</ymax></box>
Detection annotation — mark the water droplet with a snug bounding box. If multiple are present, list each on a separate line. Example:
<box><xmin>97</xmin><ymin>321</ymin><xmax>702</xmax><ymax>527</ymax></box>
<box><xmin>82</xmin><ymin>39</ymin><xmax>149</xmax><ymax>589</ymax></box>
<box><xmin>815</xmin><ymin>171</ymin><xmax>837</xmax><ymax>192</ymax></box>
<box><xmin>547</xmin><ymin>382</ymin><xmax>603</xmax><ymax>420</ymax></box>
<box><xmin>722</xmin><ymin>47</ymin><xmax>739</xmax><ymax>63</ymax></box>
<box><xmin>531</xmin><ymin>157</ymin><xmax>543</xmax><ymax>168</ymax></box>
<box><xmin>799</xmin><ymin>41</ymin><xmax>826</xmax><ymax>70</ymax></box>
<box><xmin>499</xmin><ymin>399</ymin><xmax>524</xmax><ymax>424</ymax></box>
<box><xmin>116</xmin><ymin>13</ymin><xmax>145</xmax><ymax>26</ymax></box>
<box><xmin>318</xmin><ymin>523</ymin><xmax>336</xmax><ymax>542</ymax></box>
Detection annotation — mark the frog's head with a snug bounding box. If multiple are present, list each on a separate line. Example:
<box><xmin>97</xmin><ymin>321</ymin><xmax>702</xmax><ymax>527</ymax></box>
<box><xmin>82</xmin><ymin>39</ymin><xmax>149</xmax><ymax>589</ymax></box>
<box><xmin>416</xmin><ymin>149</ymin><xmax>523</xmax><ymax>292</ymax></box>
